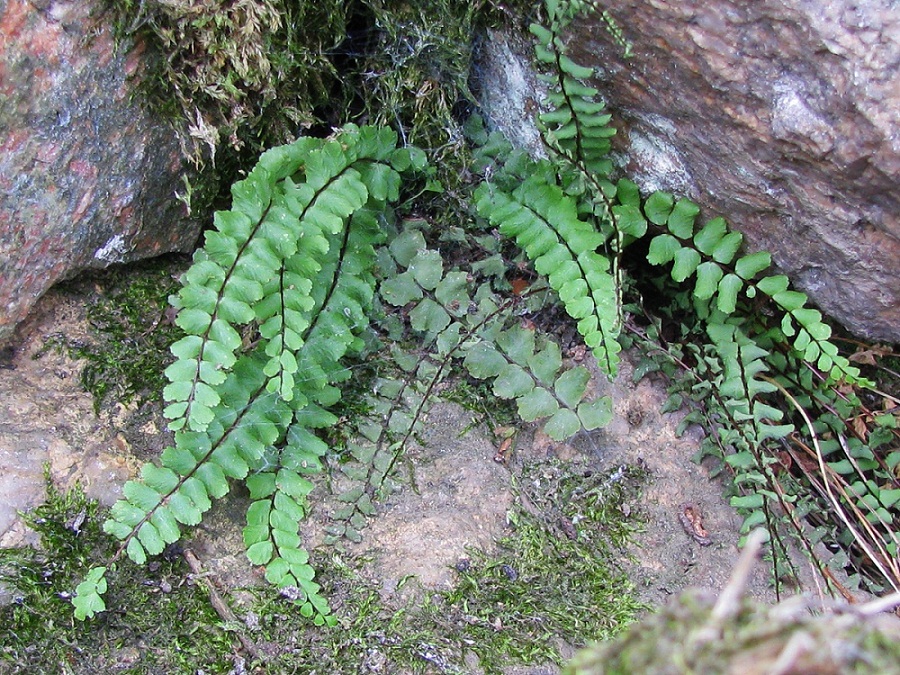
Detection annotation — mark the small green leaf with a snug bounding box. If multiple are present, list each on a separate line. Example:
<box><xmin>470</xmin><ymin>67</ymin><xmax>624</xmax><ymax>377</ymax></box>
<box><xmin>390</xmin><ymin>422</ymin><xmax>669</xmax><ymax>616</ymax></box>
<box><xmin>196</xmin><ymin>463</ymin><xmax>229</xmax><ymax>499</ymax></box>
<box><xmin>73</xmin><ymin>567</ymin><xmax>107</xmax><ymax>620</ymax></box>
<box><xmin>558</xmin><ymin>54</ymin><xmax>593</xmax><ymax>79</ymax></box>
<box><xmin>717</xmin><ymin>274</ymin><xmax>743</xmax><ymax>314</ymax></box>
<box><xmin>380</xmin><ymin>271</ymin><xmax>422</xmax><ymax>306</ymax></box>
<box><xmin>644</xmin><ymin>191</ymin><xmax>674</xmax><ymax>226</ymax></box>
<box><xmin>693</xmin><ymin>216</ymin><xmax>727</xmax><ymax>255</ymax></box>
<box><xmin>646</xmin><ymin>234</ymin><xmax>680</xmax><ymax>266</ymax></box>
<box><xmin>612</xmin><ymin>204</ymin><xmax>647</xmax><ymax>238</ymax></box>
<box><xmin>772</xmin><ymin>290</ymin><xmax>807</xmax><ymax>312</ymax></box>
<box><xmin>517</xmin><ymin>388</ymin><xmax>559</xmax><ymax>422</ymax></box>
<box><xmin>408</xmin><ymin>250</ymin><xmax>443</xmax><ymax>291</ymax></box>
<box><xmin>137</xmin><ymin>521</ymin><xmax>165</xmax><ymax>556</ymax></box>
<box><xmin>667</xmin><ymin>199</ymin><xmax>700</xmax><ymax>239</ymax></box>
<box><xmin>389</xmin><ymin>229</ymin><xmax>426</xmax><ymax>267</ymax></box>
<box><xmin>126</xmin><ymin>537</ymin><xmax>147</xmax><ymax>565</ymax></box>
<box><xmin>739</xmin><ymin>509</ymin><xmax>767</xmax><ymax>533</ymax></box>
<box><xmin>711</xmin><ymin>231</ymin><xmax>743</xmax><ymax>264</ymax></box>
<box><xmin>544</xmin><ymin>409</ymin><xmax>581</xmax><ymax>441</ymax></box>
<box><xmin>435</xmin><ymin>271</ymin><xmax>470</xmax><ymax>315</ymax></box>
<box><xmin>694</xmin><ymin>261</ymin><xmax>724</xmax><ymax>300</ymax></box>
<box><xmin>277</xmin><ymin>469</ymin><xmax>315</xmax><ymax>501</ymax></box>
<box><xmin>464</xmin><ymin>343</ymin><xmax>507</xmax><ymax>379</ymax></box>
<box><xmin>730</xmin><ymin>494</ymin><xmax>764</xmax><ymax>509</ymax></box>
<box><xmin>151</xmin><ymin>507</ymin><xmax>181</xmax><ymax>544</ymax></box>
<box><xmin>141</xmin><ymin>464</ymin><xmax>179</xmax><ymax>494</ymax></box>
<box><xmin>246</xmin><ymin>540</ymin><xmax>274</xmax><ymax>566</ymax></box>
<box><xmin>247</xmin><ymin>473</ymin><xmax>277</xmax><ymax>499</ymax></box>
<box><xmin>554</xmin><ymin>367</ymin><xmax>590</xmax><ymax>408</ymax></box>
<box><xmin>735</xmin><ymin>251</ymin><xmax>771</xmax><ymax>279</ymax></box>
<box><xmin>168</xmin><ymin>491</ymin><xmax>203</xmax><ymax>526</ymax></box>
<box><xmin>615</xmin><ymin>178</ymin><xmax>641</xmax><ymax>207</ymax></box>
<box><xmin>123</xmin><ymin>481</ymin><xmax>162</xmax><ymax>512</ymax></box>
<box><xmin>577</xmin><ymin>397</ymin><xmax>613</xmax><ymax>430</ymax></box>
<box><xmin>755</xmin><ymin>274</ymin><xmax>789</xmax><ymax>297</ymax></box>
<box><xmin>671</xmin><ymin>247</ymin><xmax>701</xmax><ymax>282</ymax></box>
<box><xmin>494</xmin><ymin>364</ymin><xmax>535</xmax><ymax>399</ymax></box>
<box><xmin>409</xmin><ymin>298</ymin><xmax>451</xmax><ymax>335</ymax></box>
<box><xmin>528</xmin><ymin>341</ymin><xmax>562</xmax><ymax>386</ymax></box>
<box><xmin>497</xmin><ymin>325</ymin><xmax>536</xmax><ymax>367</ymax></box>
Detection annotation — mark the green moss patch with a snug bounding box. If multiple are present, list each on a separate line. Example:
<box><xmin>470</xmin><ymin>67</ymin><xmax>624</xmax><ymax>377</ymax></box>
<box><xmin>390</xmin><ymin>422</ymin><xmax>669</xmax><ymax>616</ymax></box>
<box><xmin>1</xmin><ymin>462</ymin><xmax>644</xmax><ymax>673</ymax></box>
<box><xmin>36</xmin><ymin>257</ymin><xmax>185</xmax><ymax>414</ymax></box>
<box><xmin>0</xmin><ymin>474</ymin><xmax>233</xmax><ymax>674</ymax></box>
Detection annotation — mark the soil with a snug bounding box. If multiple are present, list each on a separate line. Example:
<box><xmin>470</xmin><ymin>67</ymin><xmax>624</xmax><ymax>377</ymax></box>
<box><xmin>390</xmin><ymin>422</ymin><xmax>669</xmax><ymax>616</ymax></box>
<box><xmin>0</xmin><ymin>275</ymin><xmax>804</xmax><ymax>668</ymax></box>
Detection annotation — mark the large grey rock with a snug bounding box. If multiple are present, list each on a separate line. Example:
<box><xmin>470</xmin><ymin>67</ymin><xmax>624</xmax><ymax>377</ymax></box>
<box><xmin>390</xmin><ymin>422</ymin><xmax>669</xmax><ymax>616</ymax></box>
<box><xmin>0</xmin><ymin>0</ymin><xmax>200</xmax><ymax>345</ymax></box>
<box><xmin>477</xmin><ymin>1</ymin><xmax>900</xmax><ymax>341</ymax></box>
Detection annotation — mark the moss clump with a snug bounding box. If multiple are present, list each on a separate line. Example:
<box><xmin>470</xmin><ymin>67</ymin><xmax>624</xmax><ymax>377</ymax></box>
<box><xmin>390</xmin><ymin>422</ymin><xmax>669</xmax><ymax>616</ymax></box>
<box><xmin>565</xmin><ymin>589</ymin><xmax>900</xmax><ymax>675</ymax></box>
<box><xmin>105</xmin><ymin>0</ymin><xmax>347</xmax><ymax>161</ymax></box>
<box><xmin>436</xmin><ymin>463</ymin><xmax>647</xmax><ymax>672</ymax></box>
<box><xmin>37</xmin><ymin>257</ymin><xmax>185</xmax><ymax>413</ymax></box>
<box><xmin>0</xmin><ymin>475</ymin><xmax>234</xmax><ymax>674</ymax></box>
<box><xmin>565</xmin><ymin>530</ymin><xmax>900</xmax><ymax>675</ymax></box>
<box><xmin>105</xmin><ymin>1</ymin><xmax>522</xmax><ymax>164</ymax></box>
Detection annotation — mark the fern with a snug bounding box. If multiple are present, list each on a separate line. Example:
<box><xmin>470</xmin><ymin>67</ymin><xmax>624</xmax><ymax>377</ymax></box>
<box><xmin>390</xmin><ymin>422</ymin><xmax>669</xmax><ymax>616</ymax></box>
<box><xmin>327</xmin><ymin>220</ymin><xmax>615</xmax><ymax>543</ymax></box>
<box><xmin>75</xmin><ymin>125</ymin><xmax>412</xmax><ymax>622</ymax></box>
<box><xmin>643</xmin><ymin>191</ymin><xmax>868</xmax><ymax>387</ymax></box>
<box><xmin>72</xmin><ymin>0</ymin><xmax>896</xmax><ymax>622</ymax></box>
<box><xmin>474</xmin><ymin>175</ymin><xmax>621</xmax><ymax>374</ymax></box>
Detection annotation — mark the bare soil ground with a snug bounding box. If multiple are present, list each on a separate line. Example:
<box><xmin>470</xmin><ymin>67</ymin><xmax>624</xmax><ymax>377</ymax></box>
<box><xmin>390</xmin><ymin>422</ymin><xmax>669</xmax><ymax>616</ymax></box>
<box><xmin>0</xmin><ymin>277</ymin><xmax>796</xmax><ymax>656</ymax></box>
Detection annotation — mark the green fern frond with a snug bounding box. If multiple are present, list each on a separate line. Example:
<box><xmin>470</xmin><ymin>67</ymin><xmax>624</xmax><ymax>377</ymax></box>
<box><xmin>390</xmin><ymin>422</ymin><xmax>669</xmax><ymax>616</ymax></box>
<box><xmin>462</xmin><ymin>323</ymin><xmax>612</xmax><ymax>439</ymax></box>
<box><xmin>644</xmin><ymin>191</ymin><xmax>869</xmax><ymax>387</ymax></box>
<box><xmin>475</xmin><ymin>176</ymin><xmax>621</xmax><ymax>375</ymax></box>
<box><xmin>92</xmin><ymin>125</ymin><xmax>414</xmax><ymax>623</ymax></box>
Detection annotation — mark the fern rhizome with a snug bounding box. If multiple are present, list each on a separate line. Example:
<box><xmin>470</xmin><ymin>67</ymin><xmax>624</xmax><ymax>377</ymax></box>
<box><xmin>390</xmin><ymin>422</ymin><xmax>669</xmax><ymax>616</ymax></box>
<box><xmin>74</xmin><ymin>0</ymin><xmax>899</xmax><ymax>620</ymax></box>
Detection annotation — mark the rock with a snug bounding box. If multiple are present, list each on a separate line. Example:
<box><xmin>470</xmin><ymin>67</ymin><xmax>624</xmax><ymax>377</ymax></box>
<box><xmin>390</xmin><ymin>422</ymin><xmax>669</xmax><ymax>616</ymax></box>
<box><xmin>0</xmin><ymin>0</ymin><xmax>200</xmax><ymax>346</ymax></box>
<box><xmin>564</xmin><ymin>528</ymin><xmax>900</xmax><ymax>674</ymax></box>
<box><xmin>476</xmin><ymin>1</ymin><xmax>900</xmax><ymax>341</ymax></box>
<box><xmin>564</xmin><ymin>588</ymin><xmax>900</xmax><ymax>674</ymax></box>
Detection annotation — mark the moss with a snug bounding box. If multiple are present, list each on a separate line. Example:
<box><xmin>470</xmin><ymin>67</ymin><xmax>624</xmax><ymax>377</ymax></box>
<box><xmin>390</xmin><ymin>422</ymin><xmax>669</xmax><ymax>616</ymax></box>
<box><xmin>36</xmin><ymin>257</ymin><xmax>185</xmax><ymax>413</ymax></box>
<box><xmin>104</xmin><ymin>0</ymin><xmax>346</xmax><ymax>160</ymax></box>
<box><xmin>436</xmin><ymin>463</ymin><xmax>647</xmax><ymax>672</ymax></box>
<box><xmin>0</xmin><ymin>474</ymin><xmax>233</xmax><ymax>674</ymax></box>
<box><xmin>102</xmin><ymin>0</ymin><xmax>537</xmax><ymax>208</ymax></box>
<box><xmin>564</xmin><ymin>589</ymin><xmax>900</xmax><ymax>675</ymax></box>
<box><xmin>1</xmin><ymin>464</ymin><xmax>644</xmax><ymax>673</ymax></box>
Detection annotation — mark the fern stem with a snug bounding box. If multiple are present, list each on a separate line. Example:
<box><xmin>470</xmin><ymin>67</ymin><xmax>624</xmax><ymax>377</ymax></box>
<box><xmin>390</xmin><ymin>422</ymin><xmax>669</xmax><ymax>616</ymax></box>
<box><xmin>110</xmin><ymin>379</ymin><xmax>271</xmax><ymax>565</ymax></box>
<box><xmin>763</xmin><ymin>376</ymin><xmax>900</xmax><ymax>592</ymax></box>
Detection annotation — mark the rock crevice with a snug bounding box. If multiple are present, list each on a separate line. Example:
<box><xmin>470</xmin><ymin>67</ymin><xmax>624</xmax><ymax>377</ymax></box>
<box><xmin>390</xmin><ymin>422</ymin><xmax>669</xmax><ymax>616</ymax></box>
<box><xmin>477</xmin><ymin>0</ymin><xmax>899</xmax><ymax>340</ymax></box>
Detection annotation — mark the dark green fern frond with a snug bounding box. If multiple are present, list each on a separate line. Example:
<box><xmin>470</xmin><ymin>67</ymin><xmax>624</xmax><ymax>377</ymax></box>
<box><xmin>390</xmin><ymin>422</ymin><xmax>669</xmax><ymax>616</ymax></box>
<box><xmin>474</xmin><ymin>175</ymin><xmax>621</xmax><ymax>375</ymax></box>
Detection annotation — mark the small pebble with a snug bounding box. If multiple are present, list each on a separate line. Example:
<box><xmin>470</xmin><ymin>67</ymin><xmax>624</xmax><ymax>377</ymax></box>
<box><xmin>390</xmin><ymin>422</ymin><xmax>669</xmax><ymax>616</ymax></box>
<box><xmin>500</xmin><ymin>564</ymin><xmax>518</xmax><ymax>581</ymax></box>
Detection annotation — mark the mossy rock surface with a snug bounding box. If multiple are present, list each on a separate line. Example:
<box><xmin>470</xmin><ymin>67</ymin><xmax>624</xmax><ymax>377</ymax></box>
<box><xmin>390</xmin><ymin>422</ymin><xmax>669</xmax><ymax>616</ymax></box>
<box><xmin>565</xmin><ymin>589</ymin><xmax>900</xmax><ymax>675</ymax></box>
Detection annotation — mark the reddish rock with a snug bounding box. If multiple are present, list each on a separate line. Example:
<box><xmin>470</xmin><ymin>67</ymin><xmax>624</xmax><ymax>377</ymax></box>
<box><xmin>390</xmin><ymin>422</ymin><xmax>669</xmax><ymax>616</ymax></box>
<box><xmin>478</xmin><ymin>1</ymin><xmax>900</xmax><ymax>341</ymax></box>
<box><xmin>0</xmin><ymin>0</ymin><xmax>200</xmax><ymax>345</ymax></box>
